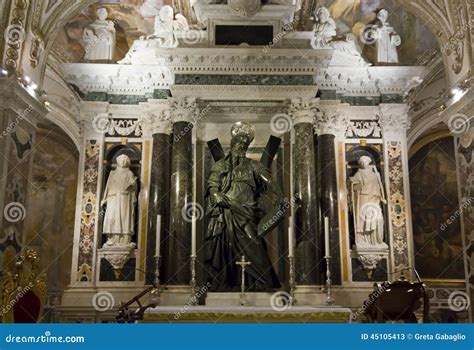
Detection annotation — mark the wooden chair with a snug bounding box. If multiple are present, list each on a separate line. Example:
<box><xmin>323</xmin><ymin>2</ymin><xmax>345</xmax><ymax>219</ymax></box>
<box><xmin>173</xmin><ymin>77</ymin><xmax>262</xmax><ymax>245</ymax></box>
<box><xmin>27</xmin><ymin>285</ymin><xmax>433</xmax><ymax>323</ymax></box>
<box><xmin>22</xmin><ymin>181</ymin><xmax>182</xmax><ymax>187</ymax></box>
<box><xmin>364</xmin><ymin>278</ymin><xmax>429</xmax><ymax>323</ymax></box>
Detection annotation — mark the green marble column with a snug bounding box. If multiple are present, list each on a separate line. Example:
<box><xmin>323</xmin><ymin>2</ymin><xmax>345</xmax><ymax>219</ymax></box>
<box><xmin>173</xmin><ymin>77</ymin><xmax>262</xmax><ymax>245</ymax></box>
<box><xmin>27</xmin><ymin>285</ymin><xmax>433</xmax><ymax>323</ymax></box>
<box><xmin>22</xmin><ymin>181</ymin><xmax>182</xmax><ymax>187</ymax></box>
<box><xmin>167</xmin><ymin>98</ymin><xmax>197</xmax><ymax>285</ymax></box>
<box><xmin>290</xmin><ymin>99</ymin><xmax>322</xmax><ymax>285</ymax></box>
<box><xmin>317</xmin><ymin>134</ymin><xmax>341</xmax><ymax>285</ymax></box>
<box><xmin>146</xmin><ymin>132</ymin><xmax>171</xmax><ymax>284</ymax></box>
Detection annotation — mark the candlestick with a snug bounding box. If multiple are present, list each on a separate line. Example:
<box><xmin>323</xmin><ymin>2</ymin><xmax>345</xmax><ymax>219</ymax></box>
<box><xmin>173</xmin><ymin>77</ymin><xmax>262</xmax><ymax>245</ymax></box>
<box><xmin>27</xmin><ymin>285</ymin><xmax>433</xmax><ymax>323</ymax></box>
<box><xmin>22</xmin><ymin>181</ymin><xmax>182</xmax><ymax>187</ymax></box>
<box><xmin>155</xmin><ymin>214</ymin><xmax>161</xmax><ymax>258</ymax></box>
<box><xmin>324</xmin><ymin>216</ymin><xmax>330</xmax><ymax>256</ymax></box>
<box><xmin>191</xmin><ymin>212</ymin><xmax>197</xmax><ymax>257</ymax></box>
<box><xmin>288</xmin><ymin>215</ymin><xmax>295</xmax><ymax>258</ymax></box>
<box><xmin>324</xmin><ymin>255</ymin><xmax>335</xmax><ymax>305</ymax></box>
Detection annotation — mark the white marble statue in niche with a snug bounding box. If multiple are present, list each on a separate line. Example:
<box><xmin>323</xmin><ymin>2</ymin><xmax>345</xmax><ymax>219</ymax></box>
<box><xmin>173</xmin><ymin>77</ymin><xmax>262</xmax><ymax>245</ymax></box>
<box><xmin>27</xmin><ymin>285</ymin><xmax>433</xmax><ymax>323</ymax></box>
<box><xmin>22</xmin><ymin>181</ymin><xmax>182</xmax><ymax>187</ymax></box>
<box><xmin>82</xmin><ymin>8</ymin><xmax>116</xmax><ymax>61</ymax></box>
<box><xmin>150</xmin><ymin>5</ymin><xmax>189</xmax><ymax>48</ymax></box>
<box><xmin>101</xmin><ymin>154</ymin><xmax>137</xmax><ymax>248</ymax></box>
<box><xmin>369</xmin><ymin>8</ymin><xmax>401</xmax><ymax>64</ymax></box>
<box><xmin>311</xmin><ymin>6</ymin><xmax>370</xmax><ymax>66</ymax></box>
<box><xmin>349</xmin><ymin>156</ymin><xmax>388</xmax><ymax>249</ymax></box>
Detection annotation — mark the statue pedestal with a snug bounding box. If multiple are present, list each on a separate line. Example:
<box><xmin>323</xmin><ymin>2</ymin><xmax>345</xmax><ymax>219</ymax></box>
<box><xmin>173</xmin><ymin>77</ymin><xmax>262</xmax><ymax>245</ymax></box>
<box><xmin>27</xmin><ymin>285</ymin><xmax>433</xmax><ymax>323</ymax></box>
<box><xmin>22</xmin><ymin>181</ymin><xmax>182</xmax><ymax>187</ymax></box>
<box><xmin>351</xmin><ymin>246</ymin><xmax>390</xmax><ymax>282</ymax></box>
<box><xmin>143</xmin><ymin>306</ymin><xmax>352</xmax><ymax>323</ymax></box>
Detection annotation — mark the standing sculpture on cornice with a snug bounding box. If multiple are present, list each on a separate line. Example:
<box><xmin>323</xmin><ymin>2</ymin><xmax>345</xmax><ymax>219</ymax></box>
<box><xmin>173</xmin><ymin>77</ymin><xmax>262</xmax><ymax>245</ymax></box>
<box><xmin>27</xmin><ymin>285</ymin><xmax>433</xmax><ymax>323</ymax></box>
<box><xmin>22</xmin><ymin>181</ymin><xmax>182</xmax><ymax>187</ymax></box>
<box><xmin>363</xmin><ymin>8</ymin><xmax>401</xmax><ymax>64</ymax></box>
<box><xmin>82</xmin><ymin>8</ymin><xmax>116</xmax><ymax>61</ymax></box>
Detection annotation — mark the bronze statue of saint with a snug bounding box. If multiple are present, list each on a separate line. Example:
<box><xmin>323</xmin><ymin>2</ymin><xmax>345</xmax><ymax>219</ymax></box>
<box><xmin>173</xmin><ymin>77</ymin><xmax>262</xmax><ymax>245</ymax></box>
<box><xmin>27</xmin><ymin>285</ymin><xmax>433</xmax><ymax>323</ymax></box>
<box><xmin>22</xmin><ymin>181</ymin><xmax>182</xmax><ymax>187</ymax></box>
<box><xmin>204</xmin><ymin>122</ymin><xmax>283</xmax><ymax>292</ymax></box>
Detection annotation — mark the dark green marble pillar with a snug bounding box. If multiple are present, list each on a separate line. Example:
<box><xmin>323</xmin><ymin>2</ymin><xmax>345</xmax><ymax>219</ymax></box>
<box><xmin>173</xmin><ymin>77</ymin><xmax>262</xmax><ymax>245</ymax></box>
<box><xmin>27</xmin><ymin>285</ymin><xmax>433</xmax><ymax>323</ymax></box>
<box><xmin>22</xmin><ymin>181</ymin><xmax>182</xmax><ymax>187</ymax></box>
<box><xmin>146</xmin><ymin>133</ymin><xmax>171</xmax><ymax>284</ymax></box>
<box><xmin>317</xmin><ymin>134</ymin><xmax>341</xmax><ymax>285</ymax></box>
<box><xmin>293</xmin><ymin>123</ymin><xmax>322</xmax><ymax>285</ymax></box>
<box><xmin>168</xmin><ymin>121</ymin><xmax>193</xmax><ymax>284</ymax></box>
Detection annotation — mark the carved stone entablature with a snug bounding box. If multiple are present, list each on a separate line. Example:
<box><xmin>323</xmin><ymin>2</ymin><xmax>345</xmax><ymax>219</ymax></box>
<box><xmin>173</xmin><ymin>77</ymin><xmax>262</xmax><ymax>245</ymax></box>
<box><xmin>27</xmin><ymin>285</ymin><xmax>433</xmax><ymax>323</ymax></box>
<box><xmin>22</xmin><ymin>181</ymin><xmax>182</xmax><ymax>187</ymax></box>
<box><xmin>116</xmin><ymin>47</ymin><xmax>330</xmax><ymax>71</ymax></box>
<box><xmin>379</xmin><ymin>104</ymin><xmax>410</xmax><ymax>139</ymax></box>
<box><xmin>169</xmin><ymin>97</ymin><xmax>197</xmax><ymax>124</ymax></box>
<box><xmin>63</xmin><ymin>64</ymin><xmax>174</xmax><ymax>96</ymax></box>
<box><xmin>63</xmin><ymin>63</ymin><xmax>425</xmax><ymax>104</ymax></box>
<box><xmin>315</xmin><ymin>67</ymin><xmax>426</xmax><ymax>99</ymax></box>
<box><xmin>288</xmin><ymin>98</ymin><xmax>319</xmax><ymax>124</ymax></box>
<box><xmin>171</xmin><ymin>85</ymin><xmax>318</xmax><ymax>101</ymax></box>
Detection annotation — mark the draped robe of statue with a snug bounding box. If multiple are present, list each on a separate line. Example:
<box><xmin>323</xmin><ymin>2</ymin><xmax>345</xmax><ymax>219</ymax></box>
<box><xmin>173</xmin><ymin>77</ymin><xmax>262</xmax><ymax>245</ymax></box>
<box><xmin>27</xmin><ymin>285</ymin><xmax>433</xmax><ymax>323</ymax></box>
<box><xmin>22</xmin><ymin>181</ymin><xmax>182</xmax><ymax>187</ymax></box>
<box><xmin>349</xmin><ymin>157</ymin><xmax>387</xmax><ymax>249</ymax></box>
<box><xmin>102</xmin><ymin>155</ymin><xmax>137</xmax><ymax>246</ymax></box>
<box><xmin>204</xmin><ymin>154</ymin><xmax>281</xmax><ymax>292</ymax></box>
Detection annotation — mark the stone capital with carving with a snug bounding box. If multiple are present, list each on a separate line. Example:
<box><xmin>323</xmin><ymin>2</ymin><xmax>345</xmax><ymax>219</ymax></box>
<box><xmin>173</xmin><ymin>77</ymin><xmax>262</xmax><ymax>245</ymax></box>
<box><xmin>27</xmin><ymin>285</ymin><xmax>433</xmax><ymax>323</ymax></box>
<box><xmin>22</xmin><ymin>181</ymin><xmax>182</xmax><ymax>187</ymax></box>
<box><xmin>168</xmin><ymin>97</ymin><xmax>198</xmax><ymax>124</ymax></box>
<box><xmin>288</xmin><ymin>98</ymin><xmax>319</xmax><ymax>125</ymax></box>
<box><xmin>314</xmin><ymin>106</ymin><xmax>349</xmax><ymax>137</ymax></box>
<box><xmin>140</xmin><ymin>103</ymin><xmax>172</xmax><ymax>136</ymax></box>
<box><xmin>379</xmin><ymin>104</ymin><xmax>410</xmax><ymax>139</ymax></box>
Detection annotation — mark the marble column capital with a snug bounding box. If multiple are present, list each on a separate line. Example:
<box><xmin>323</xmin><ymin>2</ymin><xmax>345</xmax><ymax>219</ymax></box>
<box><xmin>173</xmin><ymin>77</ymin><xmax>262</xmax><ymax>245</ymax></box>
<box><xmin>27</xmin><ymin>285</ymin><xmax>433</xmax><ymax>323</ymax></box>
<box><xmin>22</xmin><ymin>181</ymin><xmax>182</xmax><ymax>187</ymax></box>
<box><xmin>314</xmin><ymin>109</ymin><xmax>349</xmax><ymax>138</ymax></box>
<box><xmin>288</xmin><ymin>98</ymin><xmax>319</xmax><ymax>125</ymax></box>
<box><xmin>168</xmin><ymin>97</ymin><xmax>198</xmax><ymax>124</ymax></box>
<box><xmin>140</xmin><ymin>111</ymin><xmax>172</xmax><ymax>137</ymax></box>
<box><xmin>379</xmin><ymin>104</ymin><xmax>410</xmax><ymax>140</ymax></box>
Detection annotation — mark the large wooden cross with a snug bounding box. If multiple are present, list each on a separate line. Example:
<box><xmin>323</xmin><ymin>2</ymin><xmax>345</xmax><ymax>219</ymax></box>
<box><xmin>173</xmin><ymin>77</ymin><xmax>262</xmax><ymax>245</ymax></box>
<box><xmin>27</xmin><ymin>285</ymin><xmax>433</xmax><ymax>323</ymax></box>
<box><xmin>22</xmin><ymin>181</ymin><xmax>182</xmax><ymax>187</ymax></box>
<box><xmin>207</xmin><ymin>135</ymin><xmax>282</xmax><ymax>169</ymax></box>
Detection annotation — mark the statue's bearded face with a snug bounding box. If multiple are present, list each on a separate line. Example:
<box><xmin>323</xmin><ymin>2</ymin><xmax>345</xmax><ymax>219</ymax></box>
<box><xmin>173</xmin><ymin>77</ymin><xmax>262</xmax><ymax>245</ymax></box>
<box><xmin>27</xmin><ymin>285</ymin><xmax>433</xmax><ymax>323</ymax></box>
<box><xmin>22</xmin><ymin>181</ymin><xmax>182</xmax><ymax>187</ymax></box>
<box><xmin>230</xmin><ymin>135</ymin><xmax>249</xmax><ymax>160</ymax></box>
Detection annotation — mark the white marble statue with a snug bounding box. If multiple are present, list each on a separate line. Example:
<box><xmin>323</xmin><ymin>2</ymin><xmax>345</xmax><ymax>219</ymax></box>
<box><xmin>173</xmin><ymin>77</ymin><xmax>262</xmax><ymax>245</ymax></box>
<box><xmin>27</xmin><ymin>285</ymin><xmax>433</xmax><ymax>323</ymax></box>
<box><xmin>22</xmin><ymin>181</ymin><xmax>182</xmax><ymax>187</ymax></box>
<box><xmin>349</xmin><ymin>156</ymin><xmax>388</xmax><ymax>249</ymax></box>
<box><xmin>311</xmin><ymin>7</ymin><xmax>337</xmax><ymax>48</ymax></box>
<box><xmin>311</xmin><ymin>6</ymin><xmax>370</xmax><ymax>66</ymax></box>
<box><xmin>370</xmin><ymin>8</ymin><xmax>401</xmax><ymax>64</ymax></box>
<box><xmin>140</xmin><ymin>0</ymin><xmax>164</xmax><ymax>18</ymax></box>
<box><xmin>82</xmin><ymin>8</ymin><xmax>116</xmax><ymax>61</ymax></box>
<box><xmin>140</xmin><ymin>0</ymin><xmax>164</xmax><ymax>34</ymax></box>
<box><xmin>101</xmin><ymin>154</ymin><xmax>137</xmax><ymax>247</ymax></box>
<box><xmin>150</xmin><ymin>5</ymin><xmax>189</xmax><ymax>48</ymax></box>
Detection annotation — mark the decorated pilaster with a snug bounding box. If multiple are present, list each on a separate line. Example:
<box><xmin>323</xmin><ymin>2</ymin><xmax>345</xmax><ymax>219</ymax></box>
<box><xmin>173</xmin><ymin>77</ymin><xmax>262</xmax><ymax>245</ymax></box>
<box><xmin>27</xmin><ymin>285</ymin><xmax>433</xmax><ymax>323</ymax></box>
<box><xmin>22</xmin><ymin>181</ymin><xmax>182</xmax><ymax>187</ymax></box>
<box><xmin>447</xmin><ymin>101</ymin><xmax>473</xmax><ymax>321</ymax></box>
<box><xmin>288</xmin><ymin>98</ymin><xmax>321</xmax><ymax>286</ymax></box>
<box><xmin>314</xmin><ymin>103</ymin><xmax>348</xmax><ymax>285</ymax></box>
<box><xmin>380</xmin><ymin>104</ymin><xmax>413</xmax><ymax>281</ymax></box>
<box><xmin>71</xmin><ymin>104</ymin><xmax>107</xmax><ymax>284</ymax></box>
<box><xmin>167</xmin><ymin>97</ymin><xmax>197</xmax><ymax>285</ymax></box>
